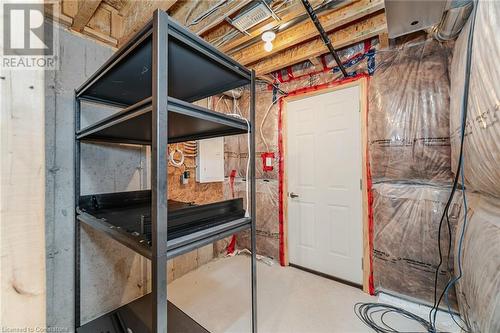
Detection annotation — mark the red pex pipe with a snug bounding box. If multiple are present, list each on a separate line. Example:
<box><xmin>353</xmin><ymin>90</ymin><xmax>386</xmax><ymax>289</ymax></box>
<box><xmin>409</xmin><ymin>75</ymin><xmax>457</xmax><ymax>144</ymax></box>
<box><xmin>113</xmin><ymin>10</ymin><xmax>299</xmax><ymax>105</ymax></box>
<box><xmin>277</xmin><ymin>73</ymin><xmax>374</xmax><ymax>294</ymax></box>
<box><xmin>274</xmin><ymin>40</ymin><xmax>372</xmax><ymax>84</ymax></box>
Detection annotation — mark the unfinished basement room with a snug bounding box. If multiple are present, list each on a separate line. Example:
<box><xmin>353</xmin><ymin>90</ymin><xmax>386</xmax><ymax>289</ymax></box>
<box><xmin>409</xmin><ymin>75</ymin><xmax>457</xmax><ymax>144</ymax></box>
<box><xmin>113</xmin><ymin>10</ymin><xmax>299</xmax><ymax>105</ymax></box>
<box><xmin>1</xmin><ymin>0</ymin><xmax>499</xmax><ymax>332</ymax></box>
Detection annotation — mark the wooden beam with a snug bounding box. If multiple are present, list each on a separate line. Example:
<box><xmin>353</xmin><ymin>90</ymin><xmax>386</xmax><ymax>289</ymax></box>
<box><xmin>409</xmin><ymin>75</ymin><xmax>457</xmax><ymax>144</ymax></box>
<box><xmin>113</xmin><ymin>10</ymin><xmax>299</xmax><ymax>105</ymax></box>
<box><xmin>71</xmin><ymin>0</ymin><xmax>103</xmax><ymax>32</ymax></box>
<box><xmin>61</xmin><ymin>0</ymin><xmax>78</xmax><ymax>18</ymax></box>
<box><xmin>83</xmin><ymin>25</ymin><xmax>118</xmax><ymax>45</ymax></box>
<box><xmin>309</xmin><ymin>56</ymin><xmax>322</xmax><ymax>70</ymax></box>
<box><xmin>110</xmin><ymin>10</ymin><xmax>123</xmax><ymax>39</ymax></box>
<box><xmin>205</xmin><ymin>0</ymin><xmax>326</xmax><ymax>53</ymax></box>
<box><xmin>118</xmin><ymin>0</ymin><xmax>177</xmax><ymax>46</ymax></box>
<box><xmin>251</xmin><ymin>11</ymin><xmax>387</xmax><ymax>75</ymax></box>
<box><xmin>46</xmin><ymin>2</ymin><xmax>119</xmax><ymax>48</ymax></box>
<box><xmin>100</xmin><ymin>2</ymin><xmax>119</xmax><ymax>14</ymax></box>
<box><xmin>233</xmin><ymin>0</ymin><xmax>384</xmax><ymax>66</ymax></box>
<box><xmin>378</xmin><ymin>30</ymin><xmax>389</xmax><ymax>49</ymax></box>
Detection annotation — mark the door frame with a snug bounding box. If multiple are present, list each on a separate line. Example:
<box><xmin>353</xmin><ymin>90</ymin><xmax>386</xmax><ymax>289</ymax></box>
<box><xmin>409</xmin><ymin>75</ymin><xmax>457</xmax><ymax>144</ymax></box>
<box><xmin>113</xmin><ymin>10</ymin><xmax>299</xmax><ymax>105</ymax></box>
<box><xmin>280</xmin><ymin>76</ymin><xmax>372</xmax><ymax>293</ymax></box>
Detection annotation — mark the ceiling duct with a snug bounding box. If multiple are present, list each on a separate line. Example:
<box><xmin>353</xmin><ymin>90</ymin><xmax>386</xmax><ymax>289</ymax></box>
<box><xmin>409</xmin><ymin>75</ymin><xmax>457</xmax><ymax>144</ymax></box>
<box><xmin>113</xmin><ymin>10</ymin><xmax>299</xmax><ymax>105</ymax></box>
<box><xmin>385</xmin><ymin>0</ymin><xmax>447</xmax><ymax>38</ymax></box>
<box><xmin>435</xmin><ymin>1</ymin><xmax>473</xmax><ymax>40</ymax></box>
<box><xmin>227</xmin><ymin>1</ymin><xmax>279</xmax><ymax>35</ymax></box>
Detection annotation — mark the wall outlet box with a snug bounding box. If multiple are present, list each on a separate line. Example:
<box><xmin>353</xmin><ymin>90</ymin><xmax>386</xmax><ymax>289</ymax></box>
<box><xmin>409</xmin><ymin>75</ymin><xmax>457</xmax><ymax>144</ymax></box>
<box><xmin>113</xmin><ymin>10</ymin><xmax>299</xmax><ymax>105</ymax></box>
<box><xmin>196</xmin><ymin>137</ymin><xmax>224</xmax><ymax>183</ymax></box>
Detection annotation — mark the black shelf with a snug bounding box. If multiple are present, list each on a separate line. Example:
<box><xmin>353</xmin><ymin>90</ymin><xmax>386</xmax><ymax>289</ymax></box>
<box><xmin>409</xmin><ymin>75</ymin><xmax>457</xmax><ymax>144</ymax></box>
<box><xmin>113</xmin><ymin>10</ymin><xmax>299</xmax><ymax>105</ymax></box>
<box><xmin>74</xmin><ymin>10</ymin><xmax>257</xmax><ymax>333</ymax></box>
<box><xmin>76</xmin><ymin>18</ymin><xmax>251</xmax><ymax>107</ymax></box>
<box><xmin>77</xmin><ymin>97</ymin><xmax>248</xmax><ymax>145</ymax></box>
<box><xmin>77</xmin><ymin>295</ymin><xmax>209</xmax><ymax>333</ymax></box>
<box><xmin>77</xmin><ymin>190</ymin><xmax>251</xmax><ymax>259</ymax></box>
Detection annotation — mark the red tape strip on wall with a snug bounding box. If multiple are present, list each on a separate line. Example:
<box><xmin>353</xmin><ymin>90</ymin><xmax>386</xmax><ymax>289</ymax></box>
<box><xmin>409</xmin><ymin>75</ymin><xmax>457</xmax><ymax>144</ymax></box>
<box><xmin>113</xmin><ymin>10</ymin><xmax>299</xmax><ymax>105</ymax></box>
<box><xmin>277</xmin><ymin>73</ymin><xmax>374</xmax><ymax>294</ymax></box>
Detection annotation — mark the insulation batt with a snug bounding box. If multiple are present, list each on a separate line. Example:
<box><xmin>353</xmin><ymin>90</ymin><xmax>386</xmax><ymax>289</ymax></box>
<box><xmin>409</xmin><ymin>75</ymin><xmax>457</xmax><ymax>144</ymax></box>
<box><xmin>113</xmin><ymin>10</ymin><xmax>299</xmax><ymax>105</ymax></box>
<box><xmin>223</xmin><ymin>178</ymin><xmax>279</xmax><ymax>259</ymax></box>
<box><xmin>369</xmin><ymin>40</ymin><xmax>454</xmax><ymax>184</ymax></box>
<box><xmin>372</xmin><ymin>183</ymin><xmax>461</xmax><ymax>308</ymax></box>
<box><xmin>450</xmin><ymin>0</ymin><xmax>500</xmax><ymax>198</ymax></box>
<box><xmin>276</xmin><ymin>41</ymin><xmax>371</xmax><ymax>93</ymax></box>
<box><xmin>224</xmin><ymin>86</ymin><xmax>279</xmax><ymax>180</ymax></box>
<box><xmin>454</xmin><ymin>194</ymin><xmax>500</xmax><ymax>333</ymax></box>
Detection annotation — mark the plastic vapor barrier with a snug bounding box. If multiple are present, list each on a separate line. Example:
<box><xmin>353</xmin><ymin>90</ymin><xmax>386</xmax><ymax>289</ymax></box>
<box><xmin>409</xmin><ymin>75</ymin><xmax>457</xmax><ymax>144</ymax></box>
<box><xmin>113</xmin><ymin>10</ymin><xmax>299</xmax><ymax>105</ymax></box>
<box><xmin>454</xmin><ymin>194</ymin><xmax>500</xmax><ymax>333</ymax></box>
<box><xmin>223</xmin><ymin>178</ymin><xmax>279</xmax><ymax>259</ymax></box>
<box><xmin>450</xmin><ymin>0</ymin><xmax>500</xmax><ymax>198</ymax></box>
<box><xmin>275</xmin><ymin>40</ymin><xmax>372</xmax><ymax>93</ymax></box>
<box><xmin>369</xmin><ymin>39</ymin><xmax>454</xmax><ymax>184</ymax></box>
<box><xmin>225</xmin><ymin>86</ymin><xmax>279</xmax><ymax>180</ymax></box>
<box><xmin>372</xmin><ymin>183</ymin><xmax>461</xmax><ymax>307</ymax></box>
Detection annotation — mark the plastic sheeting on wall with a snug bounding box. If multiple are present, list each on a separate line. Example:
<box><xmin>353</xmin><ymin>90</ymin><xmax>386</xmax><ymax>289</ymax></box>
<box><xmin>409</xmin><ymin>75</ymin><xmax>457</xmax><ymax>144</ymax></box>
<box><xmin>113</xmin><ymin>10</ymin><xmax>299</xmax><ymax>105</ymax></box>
<box><xmin>224</xmin><ymin>85</ymin><xmax>279</xmax><ymax>180</ymax></box>
<box><xmin>450</xmin><ymin>0</ymin><xmax>500</xmax><ymax>198</ymax></box>
<box><xmin>372</xmin><ymin>183</ymin><xmax>461</xmax><ymax>307</ymax></box>
<box><xmin>454</xmin><ymin>194</ymin><xmax>500</xmax><ymax>333</ymax></box>
<box><xmin>222</xmin><ymin>178</ymin><xmax>279</xmax><ymax>259</ymax></box>
<box><xmin>275</xmin><ymin>40</ymin><xmax>373</xmax><ymax>93</ymax></box>
<box><xmin>369</xmin><ymin>39</ymin><xmax>454</xmax><ymax>184</ymax></box>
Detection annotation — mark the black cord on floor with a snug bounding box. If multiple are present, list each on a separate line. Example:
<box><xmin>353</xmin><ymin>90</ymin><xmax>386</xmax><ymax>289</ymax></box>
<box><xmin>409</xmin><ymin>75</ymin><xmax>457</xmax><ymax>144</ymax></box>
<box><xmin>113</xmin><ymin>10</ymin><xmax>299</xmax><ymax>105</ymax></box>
<box><xmin>354</xmin><ymin>302</ymin><xmax>435</xmax><ymax>333</ymax></box>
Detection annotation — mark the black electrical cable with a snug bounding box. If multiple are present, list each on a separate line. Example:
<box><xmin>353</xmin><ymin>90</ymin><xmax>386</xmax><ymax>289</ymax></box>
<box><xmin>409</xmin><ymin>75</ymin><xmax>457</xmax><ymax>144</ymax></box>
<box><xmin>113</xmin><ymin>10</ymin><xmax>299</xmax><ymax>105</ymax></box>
<box><xmin>429</xmin><ymin>1</ymin><xmax>478</xmax><ymax>331</ymax></box>
<box><xmin>354</xmin><ymin>303</ymin><xmax>435</xmax><ymax>333</ymax></box>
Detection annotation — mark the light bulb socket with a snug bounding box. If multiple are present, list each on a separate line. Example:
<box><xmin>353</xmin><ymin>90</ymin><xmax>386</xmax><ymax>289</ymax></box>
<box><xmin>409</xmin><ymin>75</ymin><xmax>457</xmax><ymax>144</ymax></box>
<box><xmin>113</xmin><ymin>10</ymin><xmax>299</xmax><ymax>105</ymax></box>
<box><xmin>264</xmin><ymin>41</ymin><xmax>273</xmax><ymax>52</ymax></box>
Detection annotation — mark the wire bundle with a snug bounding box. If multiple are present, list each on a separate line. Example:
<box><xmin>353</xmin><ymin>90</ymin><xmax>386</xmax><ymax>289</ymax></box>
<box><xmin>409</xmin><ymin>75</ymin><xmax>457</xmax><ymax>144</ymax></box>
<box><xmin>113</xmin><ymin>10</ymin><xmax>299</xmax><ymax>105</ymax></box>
<box><xmin>354</xmin><ymin>303</ymin><xmax>434</xmax><ymax>333</ymax></box>
<box><xmin>429</xmin><ymin>1</ymin><xmax>478</xmax><ymax>332</ymax></box>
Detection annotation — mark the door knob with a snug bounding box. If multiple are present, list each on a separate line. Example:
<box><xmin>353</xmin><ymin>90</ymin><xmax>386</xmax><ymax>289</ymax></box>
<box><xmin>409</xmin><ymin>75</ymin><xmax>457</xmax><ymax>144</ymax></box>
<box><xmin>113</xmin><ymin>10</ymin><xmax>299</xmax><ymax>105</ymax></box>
<box><xmin>289</xmin><ymin>192</ymin><xmax>299</xmax><ymax>198</ymax></box>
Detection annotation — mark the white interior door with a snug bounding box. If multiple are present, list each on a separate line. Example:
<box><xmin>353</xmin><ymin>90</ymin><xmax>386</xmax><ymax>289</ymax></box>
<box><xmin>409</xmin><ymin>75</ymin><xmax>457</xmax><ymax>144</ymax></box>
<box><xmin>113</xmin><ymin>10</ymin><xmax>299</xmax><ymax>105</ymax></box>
<box><xmin>287</xmin><ymin>85</ymin><xmax>363</xmax><ymax>284</ymax></box>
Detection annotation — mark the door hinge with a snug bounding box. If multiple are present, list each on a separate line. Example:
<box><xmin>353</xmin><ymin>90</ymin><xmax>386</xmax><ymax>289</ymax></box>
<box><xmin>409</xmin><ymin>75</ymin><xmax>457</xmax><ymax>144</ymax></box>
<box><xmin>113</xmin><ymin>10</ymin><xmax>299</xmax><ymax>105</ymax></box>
<box><xmin>360</xmin><ymin>178</ymin><xmax>363</xmax><ymax>190</ymax></box>
<box><xmin>361</xmin><ymin>257</ymin><xmax>364</xmax><ymax>270</ymax></box>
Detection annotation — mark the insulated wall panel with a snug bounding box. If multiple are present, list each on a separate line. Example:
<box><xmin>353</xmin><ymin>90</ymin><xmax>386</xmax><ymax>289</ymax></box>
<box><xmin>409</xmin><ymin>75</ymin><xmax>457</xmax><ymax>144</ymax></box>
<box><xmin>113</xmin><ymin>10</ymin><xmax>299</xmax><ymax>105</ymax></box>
<box><xmin>369</xmin><ymin>40</ymin><xmax>453</xmax><ymax>184</ymax></box>
<box><xmin>222</xmin><ymin>178</ymin><xmax>279</xmax><ymax>259</ymax></box>
<box><xmin>450</xmin><ymin>1</ymin><xmax>500</xmax><ymax>198</ymax></box>
<box><xmin>454</xmin><ymin>194</ymin><xmax>500</xmax><ymax>333</ymax></box>
<box><xmin>372</xmin><ymin>183</ymin><xmax>461</xmax><ymax>307</ymax></box>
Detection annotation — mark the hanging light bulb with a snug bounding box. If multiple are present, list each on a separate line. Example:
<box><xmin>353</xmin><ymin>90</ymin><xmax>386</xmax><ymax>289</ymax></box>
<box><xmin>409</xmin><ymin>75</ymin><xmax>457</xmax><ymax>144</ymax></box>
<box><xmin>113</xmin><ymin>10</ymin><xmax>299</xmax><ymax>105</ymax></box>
<box><xmin>261</xmin><ymin>30</ymin><xmax>276</xmax><ymax>53</ymax></box>
<box><xmin>264</xmin><ymin>41</ymin><xmax>273</xmax><ymax>52</ymax></box>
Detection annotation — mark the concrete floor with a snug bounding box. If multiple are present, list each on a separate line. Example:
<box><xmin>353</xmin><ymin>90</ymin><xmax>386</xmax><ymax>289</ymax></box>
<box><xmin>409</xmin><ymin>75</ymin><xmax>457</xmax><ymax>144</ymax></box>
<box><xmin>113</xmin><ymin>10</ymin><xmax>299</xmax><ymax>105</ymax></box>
<box><xmin>168</xmin><ymin>255</ymin><xmax>460</xmax><ymax>333</ymax></box>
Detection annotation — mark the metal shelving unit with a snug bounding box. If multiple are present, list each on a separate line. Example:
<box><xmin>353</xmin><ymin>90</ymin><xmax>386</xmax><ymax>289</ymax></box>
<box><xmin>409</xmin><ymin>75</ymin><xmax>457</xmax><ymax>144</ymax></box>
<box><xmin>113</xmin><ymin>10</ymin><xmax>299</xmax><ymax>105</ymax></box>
<box><xmin>74</xmin><ymin>9</ymin><xmax>256</xmax><ymax>333</ymax></box>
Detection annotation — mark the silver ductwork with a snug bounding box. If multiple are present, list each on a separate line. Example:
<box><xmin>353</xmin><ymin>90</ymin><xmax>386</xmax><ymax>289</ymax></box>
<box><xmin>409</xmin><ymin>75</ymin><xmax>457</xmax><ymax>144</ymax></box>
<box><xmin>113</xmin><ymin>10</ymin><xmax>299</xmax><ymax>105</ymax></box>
<box><xmin>435</xmin><ymin>1</ymin><xmax>473</xmax><ymax>41</ymax></box>
<box><xmin>385</xmin><ymin>0</ymin><xmax>447</xmax><ymax>38</ymax></box>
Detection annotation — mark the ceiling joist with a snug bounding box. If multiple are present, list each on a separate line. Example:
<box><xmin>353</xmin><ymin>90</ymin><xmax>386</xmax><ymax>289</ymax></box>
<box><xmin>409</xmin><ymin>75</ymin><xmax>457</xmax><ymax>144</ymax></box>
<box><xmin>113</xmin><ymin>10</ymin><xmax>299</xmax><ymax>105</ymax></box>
<box><xmin>71</xmin><ymin>0</ymin><xmax>103</xmax><ymax>32</ymax></box>
<box><xmin>49</xmin><ymin>0</ymin><xmax>388</xmax><ymax>76</ymax></box>
<box><xmin>251</xmin><ymin>11</ymin><xmax>387</xmax><ymax>75</ymax></box>
<box><xmin>118</xmin><ymin>0</ymin><xmax>178</xmax><ymax>45</ymax></box>
<box><xmin>233</xmin><ymin>0</ymin><xmax>384</xmax><ymax>66</ymax></box>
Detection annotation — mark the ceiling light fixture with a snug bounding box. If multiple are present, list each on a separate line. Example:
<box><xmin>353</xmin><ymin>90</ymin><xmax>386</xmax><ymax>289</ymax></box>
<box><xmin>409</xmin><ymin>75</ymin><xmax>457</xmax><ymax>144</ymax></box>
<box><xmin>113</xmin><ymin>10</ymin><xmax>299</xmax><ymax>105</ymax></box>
<box><xmin>261</xmin><ymin>30</ymin><xmax>276</xmax><ymax>52</ymax></box>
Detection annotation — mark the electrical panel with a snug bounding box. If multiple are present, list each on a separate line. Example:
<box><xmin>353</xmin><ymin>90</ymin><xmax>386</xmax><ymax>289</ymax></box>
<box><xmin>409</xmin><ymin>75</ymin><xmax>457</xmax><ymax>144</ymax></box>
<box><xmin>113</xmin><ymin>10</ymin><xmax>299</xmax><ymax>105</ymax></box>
<box><xmin>196</xmin><ymin>137</ymin><xmax>224</xmax><ymax>183</ymax></box>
